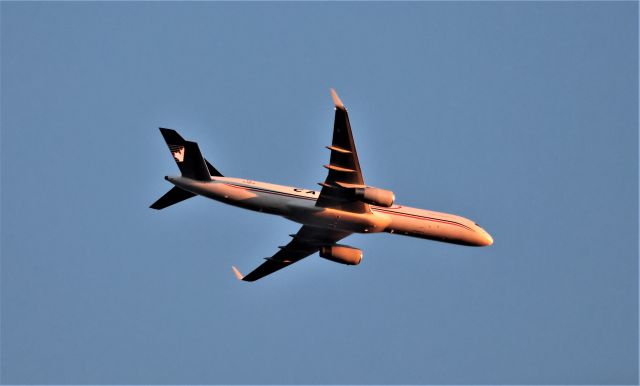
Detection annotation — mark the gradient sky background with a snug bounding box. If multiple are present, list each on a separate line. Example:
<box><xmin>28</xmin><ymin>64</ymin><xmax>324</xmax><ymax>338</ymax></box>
<box><xmin>1</xmin><ymin>2</ymin><xmax>638</xmax><ymax>384</ymax></box>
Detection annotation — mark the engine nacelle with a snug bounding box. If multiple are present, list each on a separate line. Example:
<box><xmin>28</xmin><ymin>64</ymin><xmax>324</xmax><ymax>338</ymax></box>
<box><xmin>319</xmin><ymin>245</ymin><xmax>363</xmax><ymax>265</ymax></box>
<box><xmin>354</xmin><ymin>187</ymin><xmax>395</xmax><ymax>207</ymax></box>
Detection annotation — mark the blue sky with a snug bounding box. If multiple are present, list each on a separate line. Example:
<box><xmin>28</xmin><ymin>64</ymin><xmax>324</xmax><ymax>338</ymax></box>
<box><xmin>1</xmin><ymin>2</ymin><xmax>637</xmax><ymax>384</ymax></box>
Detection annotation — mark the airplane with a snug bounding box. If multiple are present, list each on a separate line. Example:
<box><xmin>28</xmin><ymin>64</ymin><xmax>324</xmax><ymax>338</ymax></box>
<box><xmin>151</xmin><ymin>89</ymin><xmax>493</xmax><ymax>282</ymax></box>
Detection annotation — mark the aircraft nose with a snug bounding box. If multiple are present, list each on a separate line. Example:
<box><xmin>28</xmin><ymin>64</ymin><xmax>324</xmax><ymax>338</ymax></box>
<box><xmin>479</xmin><ymin>228</ymin><xmax>493</xmax><ymax>246</ymax></box>
<box><xmin>474</xmin><ymin>226</ymin><xmax>493</xmax><ymax>246</ymax></box>
<box><xmin>484</xmin><ymin>232</ymin><xmax>493</xmax><ymax>246</ymax></box>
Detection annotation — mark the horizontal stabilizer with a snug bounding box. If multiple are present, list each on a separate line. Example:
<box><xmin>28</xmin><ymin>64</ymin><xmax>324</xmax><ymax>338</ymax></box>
<box><xmin>150</xmin><ymin>186</ymin><xmax>195</xmax><ymax>210</ymax></box>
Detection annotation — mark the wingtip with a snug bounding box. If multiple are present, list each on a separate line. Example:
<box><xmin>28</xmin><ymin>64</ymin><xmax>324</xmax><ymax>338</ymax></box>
<box><xmin>330</xmin><ymin>88</ymin><xmax>345</xmax><ymax>109</ymax></box>
<box><xmin>231</xmin><ymin>266</ymin><xmax>244</xmax><ymax>281</ymax></box>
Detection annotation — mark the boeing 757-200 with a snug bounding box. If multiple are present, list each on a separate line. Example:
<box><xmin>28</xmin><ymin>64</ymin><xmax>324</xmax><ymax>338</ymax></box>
<box><xmin>151</xmin><ymin>89</ymin><xmax>493</xmax><ymax>282</ymax></box>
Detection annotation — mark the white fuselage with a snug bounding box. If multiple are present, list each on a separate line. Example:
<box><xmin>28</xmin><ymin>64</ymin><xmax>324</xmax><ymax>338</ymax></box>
<box><xmin>167</xmin><ymin>176</ymin><xmax>493</xmax><ymax>247</ymax></box>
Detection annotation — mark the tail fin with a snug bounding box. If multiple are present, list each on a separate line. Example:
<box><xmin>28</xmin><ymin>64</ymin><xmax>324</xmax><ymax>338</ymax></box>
<box><xmin>159</xmin><ymin>128</ymin><xmax>223</xmax><ymax>180</ymax></box>
<box><xmin>150</xmin><ymin>186</ymin><xmax>195</xmax><ymax>210</ymax></box>
<box><xmin>204</xmin><ymin>159</ymin><xmax>223</xmax><ymax>178</ymax></box>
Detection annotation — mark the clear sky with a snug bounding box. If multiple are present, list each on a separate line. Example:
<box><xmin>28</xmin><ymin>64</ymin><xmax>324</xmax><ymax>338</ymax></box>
<box><xmin>1</xmin><ymin>2</ymin><xmax>637</xmax><ymax>384</ymax></box>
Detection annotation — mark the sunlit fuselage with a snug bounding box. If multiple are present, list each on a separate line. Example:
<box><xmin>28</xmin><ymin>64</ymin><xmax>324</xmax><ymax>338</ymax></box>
<box><xmin>167</xmin><ymin>176</ymin><xmax>493</xmax><ymax>247</ymax></box>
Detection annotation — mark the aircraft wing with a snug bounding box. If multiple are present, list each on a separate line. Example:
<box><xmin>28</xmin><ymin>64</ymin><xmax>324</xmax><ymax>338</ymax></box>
<box><xmin>232</xmin><ymin>225</ymin><xmax>351</xmax><ymax>282</ymax></box>
<box><xmin>315</xmin><ymin>89</ymin><xmax>370</xmax><ymax>214</ymax></box>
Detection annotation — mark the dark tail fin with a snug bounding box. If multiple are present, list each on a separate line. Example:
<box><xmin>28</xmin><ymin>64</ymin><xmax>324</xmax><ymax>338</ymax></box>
<box><xmin>151</xmin><ymin>128</ymin><xmax>223</xmax><ymax>210</ymax></box>
<box><xmin>150</xmin><ymin>186</ymin><xmax>196</xmax><ymax>210</ymax></box>
<box><xmin>159</xmin><ymin>128</ymin><xmax>223</xmax><ymax>181</ymax></box>
<box><xmin>205</xmin><ymin>159</ymin><xmax>223</xmax><ymax>178</ymax></box>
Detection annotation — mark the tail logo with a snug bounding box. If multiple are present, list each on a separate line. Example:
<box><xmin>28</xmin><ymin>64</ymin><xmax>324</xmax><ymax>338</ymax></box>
<box><xmin>169</xmin><ymin>145</ymin><xmax>185</xmax><ymax>163</ymax></box>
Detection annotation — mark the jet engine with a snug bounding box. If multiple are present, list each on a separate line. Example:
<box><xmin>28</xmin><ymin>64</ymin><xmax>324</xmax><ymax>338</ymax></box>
<box><xmin>354</xmin><ymin>187</ymin><xmax>395</xmax><ymax>207</ymax></box>
<box><xmin>319</xmin><ymin>245</ymin><xmax>363</xmax><ymax>265</ymax></box>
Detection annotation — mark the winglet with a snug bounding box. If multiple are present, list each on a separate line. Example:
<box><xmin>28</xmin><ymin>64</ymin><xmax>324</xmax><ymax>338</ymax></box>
<box><xmin>330</xmin><ymin>88</ymin><xmax>345</xmax><ymax>109</ymax></box>
<box><xmin>231</xmin><ymin>266</ymin><xmax>244</xmax><ymax>281</ymax></box>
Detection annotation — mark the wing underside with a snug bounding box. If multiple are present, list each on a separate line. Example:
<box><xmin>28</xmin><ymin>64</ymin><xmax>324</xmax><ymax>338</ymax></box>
<box><xmin>315</xmin><ymin>90</ymin><xmax>370</xmax><ymax>214</ymax></box>
<box><xmin>233</xmin><ymin>225</ymin><xmax>352</xmax><ymax>282</ymax></box>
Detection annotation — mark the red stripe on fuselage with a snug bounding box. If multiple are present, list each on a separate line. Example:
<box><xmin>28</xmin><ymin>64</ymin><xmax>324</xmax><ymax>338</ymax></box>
<box><xmin>371</xmin><ymin>207</ymin><xmax>473</xmax><ymax>231</ymax></box>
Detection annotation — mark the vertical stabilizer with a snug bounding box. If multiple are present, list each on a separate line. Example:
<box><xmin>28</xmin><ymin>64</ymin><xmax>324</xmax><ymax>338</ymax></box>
<box><xmin>159</xmin><ymin>128</ymin><xmax>220</xmax><ymax>181</ymax></box>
